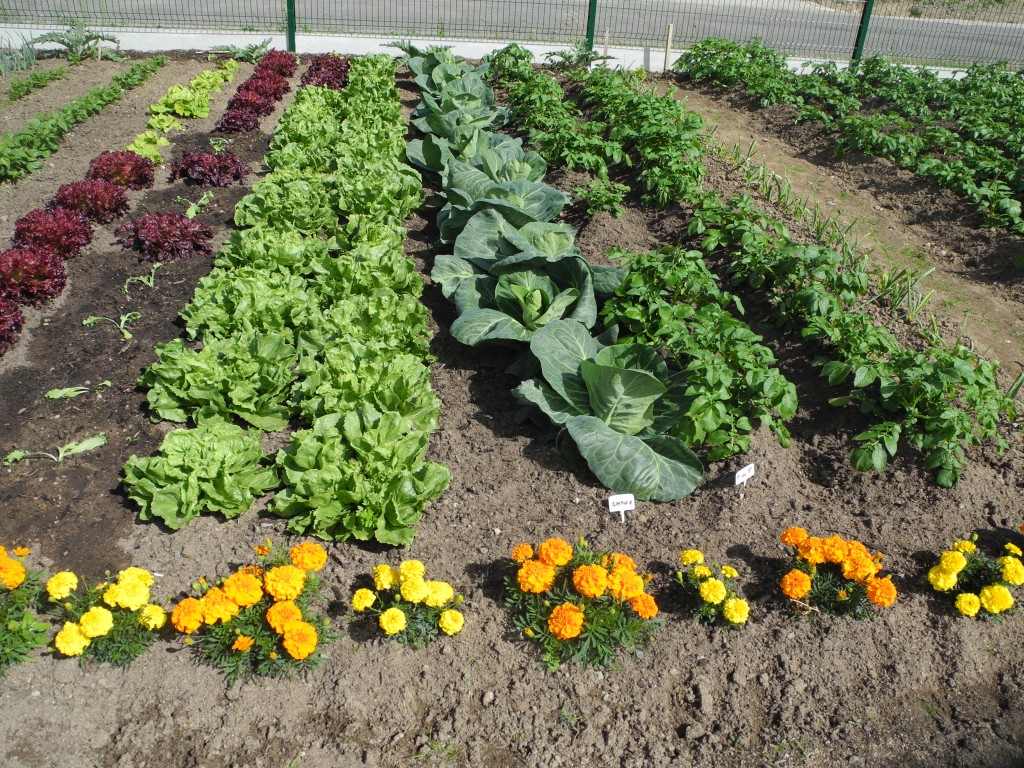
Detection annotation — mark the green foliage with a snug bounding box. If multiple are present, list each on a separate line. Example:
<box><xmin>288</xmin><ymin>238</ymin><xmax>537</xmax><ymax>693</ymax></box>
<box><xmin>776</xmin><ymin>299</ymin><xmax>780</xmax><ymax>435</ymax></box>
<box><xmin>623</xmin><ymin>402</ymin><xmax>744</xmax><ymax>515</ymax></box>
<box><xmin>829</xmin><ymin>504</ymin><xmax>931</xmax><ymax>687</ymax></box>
<box><xmin>210</xmin><ymin>38</ymin><xmax>272</xmax><ymax>63</ymax></box>
<box><xmin>148</xmin><ymin>64</ymin><xmax>234</xmax><ymax>119</ymax></box>
<box><xmin>0</xmin><ymin>34</ymin><xmax>37</xmax><ymax>76</ymax></box>
<box><xmin>573</xmin><ymin>177</ymin><xmax>630</xmax><ymax>216</ymax></box>
<box><xmin>0</xmin><ymin>565</ymin><xmax>48</xmax><ymax>676</ymax></box>
<box><xmin>8</xmin><ymin>66</ymin><xmax>66</xmax><ymax>100</ymax></box>
<box><xmin>30</xmin><ymin>21</ymin><xmax>122</xmax><ymax>64</ymax></box>
<box><xmin>123</xmin><ymin>417</ymin><xmax>279</xmax><ymax>530</ymax></box>
<box><xmin>4</xmin><ymin>434</ymin><xmax>106</xmax><ymax>466</ymax></box>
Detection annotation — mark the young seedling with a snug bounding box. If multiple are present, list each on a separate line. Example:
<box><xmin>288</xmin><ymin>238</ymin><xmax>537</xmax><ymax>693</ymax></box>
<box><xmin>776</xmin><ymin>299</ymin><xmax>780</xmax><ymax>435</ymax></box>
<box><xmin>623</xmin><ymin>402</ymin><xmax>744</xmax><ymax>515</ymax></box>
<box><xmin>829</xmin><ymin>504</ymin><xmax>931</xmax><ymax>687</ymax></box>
<box><xmin>122</xmin><ymin>263</ymin><xmax>164</xmax><ymax>296</ymax></box>
<box><xmin>82</xmin><ymin>312</ymin><xmax>141</xmax><ymax>339</ymax></box>
<box><xmin>44</xmin><ymin>381</ymin><xmax>111</xmax><ymax>399</ymax></box>
<box><xmin>174</xmin><ymin>191</ymin><xmax>214</xmax><ymax>219</ymax></box>
<box><xmin>208</xmin><ymin>136</ymin><xmax>232</xmax><ymax>154</ymax></box>
<box><xmin>4</xmin><ymin>433</ymin><xmax>107</xmax><ymax>466</ymax></box>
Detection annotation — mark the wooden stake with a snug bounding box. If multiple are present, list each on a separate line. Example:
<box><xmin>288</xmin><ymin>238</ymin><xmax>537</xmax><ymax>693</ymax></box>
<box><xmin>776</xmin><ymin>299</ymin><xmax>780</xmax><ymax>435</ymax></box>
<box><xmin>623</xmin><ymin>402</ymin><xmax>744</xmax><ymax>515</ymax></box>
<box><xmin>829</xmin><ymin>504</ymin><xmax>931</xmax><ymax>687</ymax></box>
<box><xmin>603</xmin><ymin>28</ymin><xmax>609</xmax><ymax>58</ymax></box>
<box><xmin>664</xmin><ymin>23</ymin><xmax>674</xmax><ymax>72</ymax></box>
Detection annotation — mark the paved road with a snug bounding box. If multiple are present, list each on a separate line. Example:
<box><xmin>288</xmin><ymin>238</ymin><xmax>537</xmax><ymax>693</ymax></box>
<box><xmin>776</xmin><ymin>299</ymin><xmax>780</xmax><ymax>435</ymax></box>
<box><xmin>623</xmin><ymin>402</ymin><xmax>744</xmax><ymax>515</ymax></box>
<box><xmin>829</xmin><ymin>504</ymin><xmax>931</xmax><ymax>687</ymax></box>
<box><xmin>3</xmin><ymin>0</ymin><xmax>1022</xmax><ymax>65</ymax></box>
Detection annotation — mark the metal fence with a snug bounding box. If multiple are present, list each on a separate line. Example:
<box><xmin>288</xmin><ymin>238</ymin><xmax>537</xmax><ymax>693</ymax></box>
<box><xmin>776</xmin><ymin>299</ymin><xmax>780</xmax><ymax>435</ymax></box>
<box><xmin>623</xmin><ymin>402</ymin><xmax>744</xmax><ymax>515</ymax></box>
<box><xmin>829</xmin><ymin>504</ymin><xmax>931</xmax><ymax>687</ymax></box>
<box><xmin>2</xmin><ymin>0</ymin><xmax>1023</xmax><ymax>66</ymax></box>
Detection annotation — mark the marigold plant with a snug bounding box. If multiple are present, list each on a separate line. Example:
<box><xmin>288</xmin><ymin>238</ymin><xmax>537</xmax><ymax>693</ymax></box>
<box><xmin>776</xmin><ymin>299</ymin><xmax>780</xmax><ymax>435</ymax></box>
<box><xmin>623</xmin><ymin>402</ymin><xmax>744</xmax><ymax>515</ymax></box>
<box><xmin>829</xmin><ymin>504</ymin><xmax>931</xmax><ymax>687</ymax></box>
<box><xmin>48</xmin><ymin>565</ymin><xmax>164</xmax><ymax>667</ymax></box>
<box><xmin>170</xmin><ymin>539</ymin><xmax>333</xmax><ymax>683</ymax></box>
<box><xmin>928</xmin><ymin>533</ymin><xmax>1021</xmax><ymax>619</ymax></box>
<box><xmin>0</xmin><ymin>546</ymin><xmax>48</xmax><ymax>677</ymax></box>
<box><xmin>351</xmin><ymin>559</ymin><xmax>464</xmax><ymax>649</ymax></box>
<box><xmin>778</xmin><ymin>527</ymin><xmax>897</xmax><ymax>618</ymax></box>
<box><xmin>675</xmin><ymin>550</ymin><xmax>750</xmax><ymax>627</ymax></box>
<box><xmin>504</xmin><ymin>537</ymin><xmax>661</xmax><ymax>670</ymax></box>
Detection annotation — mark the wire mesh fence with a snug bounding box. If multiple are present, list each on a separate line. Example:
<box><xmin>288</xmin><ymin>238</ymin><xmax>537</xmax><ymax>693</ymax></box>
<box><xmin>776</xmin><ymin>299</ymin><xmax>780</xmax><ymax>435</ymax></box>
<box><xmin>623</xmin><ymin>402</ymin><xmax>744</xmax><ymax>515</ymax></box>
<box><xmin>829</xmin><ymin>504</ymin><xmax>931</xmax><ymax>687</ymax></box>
<box><xmin>2</xmin><ymin>0</ymin><xmax>1023</xmax><ymax>66</ymax></box>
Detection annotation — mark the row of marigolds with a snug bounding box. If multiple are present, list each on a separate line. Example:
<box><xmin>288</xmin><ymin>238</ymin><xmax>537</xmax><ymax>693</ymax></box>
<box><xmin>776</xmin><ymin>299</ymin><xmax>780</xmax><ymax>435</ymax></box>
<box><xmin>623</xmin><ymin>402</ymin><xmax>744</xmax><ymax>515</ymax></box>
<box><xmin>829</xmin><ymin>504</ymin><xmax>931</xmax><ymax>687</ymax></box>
<box><xmin>1</xmin><ymin>527</ymin><xmax>1022</xmax><ymax>679</ymax></box>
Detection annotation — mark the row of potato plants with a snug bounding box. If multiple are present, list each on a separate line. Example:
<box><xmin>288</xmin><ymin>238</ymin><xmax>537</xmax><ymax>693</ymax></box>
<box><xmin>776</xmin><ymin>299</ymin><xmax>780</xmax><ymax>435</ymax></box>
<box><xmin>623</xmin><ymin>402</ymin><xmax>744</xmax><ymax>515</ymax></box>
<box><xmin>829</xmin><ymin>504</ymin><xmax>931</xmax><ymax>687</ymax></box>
<box><xmin>486</xmin><ymin>46</ymin><xmax>1019</xmax><ymax>487</ymax></box>
<box><xmin>398</xmin><ymin>43</ymin><xmax>706</xmax><ymax>502</ymax></box>
<box><xmin>123</xmin><ymin>53</ymin><xmax>450</xmax><ymax>546</ymax></box>
<box><xmin>674</xmin><ymin>38</ymin><xmax>1024</xmax><ymax>237</ymax></box>
<box><xmin>0</xmin><ymin>56</ymin><xmax>167</xmax><ymax>182</ymax></box>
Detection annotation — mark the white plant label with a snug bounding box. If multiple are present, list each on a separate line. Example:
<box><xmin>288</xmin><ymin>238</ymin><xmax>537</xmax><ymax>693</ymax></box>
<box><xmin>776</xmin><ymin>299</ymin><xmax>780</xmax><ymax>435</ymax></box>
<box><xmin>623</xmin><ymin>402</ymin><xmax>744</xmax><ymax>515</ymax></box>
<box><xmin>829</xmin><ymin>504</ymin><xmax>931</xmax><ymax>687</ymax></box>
<box><xmin>735</xmin><ymin>463</ymin><xmax>756</xmax><ymax>486</ymax></box>
<box><xmin>608</xmin><ymin>493</ymin><xmax>636</xmax><ymax>523</ymax></box>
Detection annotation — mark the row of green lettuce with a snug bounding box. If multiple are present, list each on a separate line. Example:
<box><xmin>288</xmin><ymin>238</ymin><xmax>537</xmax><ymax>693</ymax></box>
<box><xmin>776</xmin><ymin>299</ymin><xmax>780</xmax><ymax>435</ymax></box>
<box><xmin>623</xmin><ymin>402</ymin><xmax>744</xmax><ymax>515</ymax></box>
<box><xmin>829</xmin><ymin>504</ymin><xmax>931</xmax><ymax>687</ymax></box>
<box><xmin>123</xmin><ymin>54</ymin><xmax>450</xmax><ymax>546</ymax></box>
<box><xmin>487</xmin><ymin>46</ymin><xmax>1019</xmax><ymax>488</ymax></box>
<box><xmin>398</xmin><ymin>43</ymin><xmax>714</xmax><ymax>502</ymax></box>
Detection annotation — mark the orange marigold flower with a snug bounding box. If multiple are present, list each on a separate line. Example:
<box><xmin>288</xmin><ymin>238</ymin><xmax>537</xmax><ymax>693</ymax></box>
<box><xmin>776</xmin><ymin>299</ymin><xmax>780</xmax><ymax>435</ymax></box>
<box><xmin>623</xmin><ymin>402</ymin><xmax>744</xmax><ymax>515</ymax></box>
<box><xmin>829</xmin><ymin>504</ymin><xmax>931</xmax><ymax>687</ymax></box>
<box><xmin>602</xmin><ymin>552</ymin><xmax>637</xmax><ymax>572</ymax></box>
<box><xmin>202</xmin><ymin>587</ymin><xmax>240</xmax><ymax>625</ymax></box>
<box><xmin>281</xmin><ymin>619</ymin><xmax>318</xmax><ymax>660</ymax></box>
<box><xmin>263</xmin><ymin>565</ymin><xmax>306</xmax><ymax>601</ymax></box>
<box><xmin>289</xmin><ymin>542</ymin><xmax>328</xmax><ymax>572</ymax></box>
<box><xmin>510</xmin><ymin>543</ymin><xmax>534</xmax><ymax>564</ymax></box>
<box><xmin>0</xmin><ymin>557</ymin><xmax>27</xmax><ymax>590</ymax></box>
<box><xmin>253</xmin><ymin>544</ymin><xmax>272</xmax><ymax>556</ymax></box>
<box><xmin>797</xmin><ymin>537</ymin><xmax>826</xmax><ymax>566</ymax></box>
<box><xmin>842</xmin><ymin>552</ymin><xmax>879</xmax><ymax>583</ymax></box>
<box><xmin>221</xmin><ymin>571</ymin><xmax>264</xmax><ymax>608</ymax></box>
<box><xmin>266</xmin><ymin>600</ymin><xmax>303</xmax><ymax>634</ymax></box>
<box><xmin>12</xmin><ymin>546</ymin><xmax>30</xmax><ymax>557</ymax></box>
<box><xmin>780</xmin><ymin>569</ymin><xmax>812</xmax><ymax>600</ymax></box>
<box><xmin>547</xmin><ymin>603</ymin><xmax>585</xmax><ymax>640</ymax></box>
<box><xmin>240</xmin><ymin>565</ymin><xmax>264</xmax><ymax>578</ymax></box>
<box><xmin>536</xmin><ymin>538</ymin><xmax>573</xmax><ymax>567</ymax></box>
<box><xmin>629</xmin><ymin>592</ymin><xmax>659</xmax><ymax>619</ymax></box>
<box><xmin>170</xmin><ymin>597</ymin><xmax>205</xmax><ymax>634</ymax></box>
<box><xmin>517</xmin><ymin>560</ymin><xmax>556</xmax><ymax>594</ymax></box>
<box><xmin>780</xmin><ymin>527</ymin><xmax>809</xmax><ymax>547</ymax></box>
<box><xmin>822</xmin><ymin>534</ymin><xmax>849</xmax><ymax>565</ymax></box>
<box><xmin>572</xmin><ymin>564</ymin><xmax>609</xmax><ymax>598</ymax></box>
<box><xmin>866</xmin><ymin>577</ymin><xmax>897</xmax><ymax>607</ymax></box>
<box><xmin>232</xmin><ymin>635</ymin><xmax>255</xmax><ymax>652</ymax></box>
<box><xmin>607</xmin><ymin>567</ymin><xmax>645</xmax><ymax>601</ymax></box>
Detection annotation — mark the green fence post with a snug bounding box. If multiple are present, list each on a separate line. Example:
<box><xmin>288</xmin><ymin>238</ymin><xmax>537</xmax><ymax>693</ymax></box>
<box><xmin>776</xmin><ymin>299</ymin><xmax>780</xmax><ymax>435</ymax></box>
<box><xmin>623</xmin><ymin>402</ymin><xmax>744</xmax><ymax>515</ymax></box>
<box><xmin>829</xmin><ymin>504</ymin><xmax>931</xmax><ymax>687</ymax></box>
<box><xmin>285</xmin><ymin>0</ymin><xmax>297</xmax><ymax>53</ymax></box>
<box><xmin>585</xmin><ymin>0</ymin><xmax>599</xmax><ymax>52</ymax></box>
<box><xmin>852</xmin><ymin>0</ymin><xmax>875</xmax><ymax>61</ymax></box>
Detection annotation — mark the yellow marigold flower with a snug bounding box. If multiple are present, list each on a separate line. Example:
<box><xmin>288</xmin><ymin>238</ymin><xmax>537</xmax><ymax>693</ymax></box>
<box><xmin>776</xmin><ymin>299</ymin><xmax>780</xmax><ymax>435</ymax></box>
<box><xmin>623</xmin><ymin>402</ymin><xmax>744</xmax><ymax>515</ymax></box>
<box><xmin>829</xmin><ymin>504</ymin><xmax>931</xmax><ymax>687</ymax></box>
<box><xmin>721</xmin><ymin>566</ymin><xmax>739</xmax><ymax>579</ymax></box>
<box><xmin>373</xmin><ymin>564</ymin><xmax>399</xmax><ymax>591</ymax></box>
<box><xmin>1006</xmin><ymin>543</ymin><xmax>1023</xmax><ymax>557</ymax></box>
<box><xmin>956</xmin><ymin>593</ymin><xmax>981</xmax><ymax>617</ymax></box>
<box><xmin>679</xmin><ymin>549</ymin><xmax>704</xmax><ymax>566</ymax></box>
<box><xmin>232</xmin><ymin>635</ymin><xmax>255</xmax><ymax>652</ymax></box>
<box><xmin>999</xmin><ymin>556</ymin><xmax>1024</xmax><ymax>587</ymax></box>
<box><xmin>263</xmin><ymin>565</ymin><xmax>306</xmax><ymax>601</ymax></box>
<box><xmin>268</xmin><ymin>651</ymin><xmax>277</xmax><ymax>659</ymax></box>
<box><xmin>699</xmin><ymin>578</ymin><xmax>727</xmax><ymax>605</ymax></box>
<box><xmin>523</xmin><ymin>627</ymin><xmax>535</xmax><ymax>638</ymax></box>
<box><xmin>797</xmin><ymin>537</ymin><xmax>826</xmax><ymax>566</ymax></box>
<box><xmin>547</xmin><ymin>603</ymin><xmax>585</xmax><ymax>640</ymax></box>
<box><xmin>398</xmin><ymin>560</ymin><xmax>426</xmax><ymax>583</ymax></box>
<box><xmin>0</xmin><ymin>557</ymin><xmax>26</xmax><ymax>590</ymax></box>
<box><xmin>103</xmin><ymin>580</ymin><xmax>150</xmax><ymax>612</ymax></box>
<box><xmin>266</xmin><ymin>600</ymin><xmax>303</xmax><ymax>634</ymax></box>
<box><xmin>351</xmin><ymin>588</ymin><xmax>376</xmax><ymax>612</ymax></box>
<box><xmin>54</xmin><ymin>622</ymin><xmax>90</xmax><ymax>656</ymax></box>
<box><xmin>117</xmin><ymin>567</ymin><xmax>154</xmax><ymax>588</ymax></box>
<box><xmin>510</xmin><ymin>543</ymin><xmax>534</xmax><ymax>564</ymax></box>
<box><xmin>607</xmin><ymin>567</ymin><xmax>645</xmax><ymax>601</ymax></box>
<box><xmin>980</xmin><ymin>584</ymin><xmax>1015</xmax><ymax>615</ymax></box>
<box><xmin>928</xmin><ymin>566</ymin><xmax>958</xmax><ymax>592</ymax></box>
<box><xmin>837</xmin><ymin>589</ymin><xmax>849</xmax><ymax>600</ymax></box>
<box><xmin>46</xmin><ymin>571</ymin><xmax>79</xmax><ymax>600</ymax></box>
<box><xmin>780</xmin><ymin>569</ymin><xmax>812</xmax><ymax>600</ymax></box>
<box><xmin>780</xmin><ymin>527</ymin><xmax>809</xmax><ymax>547</ymax></box>
<box><xmin>866</xmin><ymin>577</ymin><xmax>898</xmax><ymax>607</ymax></box>
<box><xmin>289</xmin><ymin>542</ymin><xmax>328</xmax><ymax>572</ymax></box>
<box><xmin>602</xmin><ymin>553</ymin><xmax>637</xmax><ymax>572</ymax></box>
<box><xmin>517</xmin><ymin>560</ymin><xmax>556</xmax><ymax>594</ymax></box>
<box><xmin>572</xmin><ymin>564</ymin><xmax>609</xmax><ymax>599</ymax></box>
<box><xmin>201</xmin><ymin>587</ymin><xmax>240</xmax><ymax>625</ymax></box>
<box><xmin>952</xmin><ymin>540</ymin><xmax>977</xmax><ymax>553</ymax></box>
<box><xmin>282</xmin><ymin>619</ymin><xmax>318</xmax><ymax>660</ymax></box>
<box><xmin>692</xmin><ymin>565</ymin><xmax>713</xmax><ymax>580</ymax></box>
<box><xmin>12</xmin><ymin>546</ymin><xmax>30</xmax><ymax>557</ymax></box>
<box><xmin>723</xmin><ymin>597</ymin><xmax>749</xmax><ymax>624</ymax></box>
<box><xmin>822</xmin><ymin>534</ymin><xmax>849</xmax><ymax>565</ymax></box>
<box><xmin>171</xmin><ymin>597</ymin><xmax>205</xmax><ymax>634</ymax></box>
<box><xmin>424</xmin><ymin>581</ymin><xmax>455</xmax><ymax>608</ymax></box>
<box><xmin>938</xmin><ymin>551</ymin><xmax>968</xmax><ymax>574</ymax></box>
<box><xmin>79</xmin><ymin>606</ymin><xmax>114</xmax><ymax>638</ymax></box>
<box><xmin>139</xmin><ymin>604</ymin><xmax>166</xmax><ymax>630</ymax></box>
<box><xmin>400</xmin><ymin>577</ymin><xmax>429</xmax><ymax>604</ymax></box>
<box><xmin>536</xmin><ymin>538</ymin><xmax>573</xmax><ymax>568</ymax></box>
<box><xmin>629</xmin><ymin>592</ymin><xmax>659</xmax><ymax>620</ymax></box>
<box><xmin>439</xmin><ymin>609</ymin><xmax>465</xmax><ymax>636</ymax></box>
<box><xmin>222</xmin><ymin>571</ymin><xmax>264</xmax><ymax>608</ymax></box>
<box><xmin>379</xmin><ymin>606</ymin><xmax>407</xmax><ymax>636</ymax></box>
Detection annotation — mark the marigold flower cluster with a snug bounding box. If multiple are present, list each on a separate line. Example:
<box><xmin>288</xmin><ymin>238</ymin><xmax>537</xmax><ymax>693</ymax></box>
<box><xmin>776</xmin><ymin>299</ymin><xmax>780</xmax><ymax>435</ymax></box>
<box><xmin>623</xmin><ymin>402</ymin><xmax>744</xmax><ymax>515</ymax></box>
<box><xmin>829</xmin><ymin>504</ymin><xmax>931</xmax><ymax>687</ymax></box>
<box><xmin>0</xmin><ymin>545</ymin><xmax>28</xmax><ymax>591</ymax></box>
<box><xmin>675</xmin><ymin>550</ymin><xmax>749</xmax><ymax>627</ymax></box>
<box><xmin>928</xmin><ymin>535</ymin><xmax>1020</xmax><ymax>618</ymax></box>
<box><xmin>352</xmin><ymin>560</ymin><xmax>464</xmax><ymax>648</ymax></box>
<box><xmin>50</xmin><ymin>566</ymin><xmax>165</xmax><ymax>665</ymax></box>
<box><xmin>0</xmin><ymin>545</ymin><xmax>49</xmax><ymax>676</ymax></box>
<box><xmin>778</xmin><ymin>527</ymin><xmax>897</xmax><ymax>618</ymax></box>
<box><xmin>169</xmin><ymin>539</ymin><xmax>332</xmax><ymax>682</ymax></box>
<box><xmin>505</xmin><ymin>537</ymin><xmax>660</xmax><ymax>670</ymax></box>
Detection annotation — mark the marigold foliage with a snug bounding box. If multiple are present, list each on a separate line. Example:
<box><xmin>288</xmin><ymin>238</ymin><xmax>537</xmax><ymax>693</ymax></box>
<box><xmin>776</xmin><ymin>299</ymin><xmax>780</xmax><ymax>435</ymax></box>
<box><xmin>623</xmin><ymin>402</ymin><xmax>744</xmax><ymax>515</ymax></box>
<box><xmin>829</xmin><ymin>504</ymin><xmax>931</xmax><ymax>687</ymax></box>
<box><xmin>0</xmin><ymin>549</ymin><xmax>48</xmax><ymax>675</ymax></box>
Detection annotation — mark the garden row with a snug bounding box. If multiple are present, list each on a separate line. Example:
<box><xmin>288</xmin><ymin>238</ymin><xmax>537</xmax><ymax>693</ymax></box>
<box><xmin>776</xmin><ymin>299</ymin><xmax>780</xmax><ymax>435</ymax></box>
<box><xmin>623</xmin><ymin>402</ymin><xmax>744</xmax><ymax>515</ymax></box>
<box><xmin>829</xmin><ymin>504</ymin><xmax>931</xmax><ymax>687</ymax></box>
<box><xmin>674</xmin><ymin>38</ymin><xmax>1024</xmax><ymax>237</ymax></box>
<box><xmin>481</xmin><ymin>45</ymin><xmax>1019</xmax><ymax>489</ymax></box>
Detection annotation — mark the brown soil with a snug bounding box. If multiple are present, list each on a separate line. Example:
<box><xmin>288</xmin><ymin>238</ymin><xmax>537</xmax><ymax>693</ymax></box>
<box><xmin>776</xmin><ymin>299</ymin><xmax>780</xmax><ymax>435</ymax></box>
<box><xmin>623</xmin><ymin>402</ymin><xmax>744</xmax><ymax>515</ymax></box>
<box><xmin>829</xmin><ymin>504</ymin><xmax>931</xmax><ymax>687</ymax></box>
<box><xmin>1</xmin><ymin>55</ymin><xmax>1023</xmax><ymax>768</ymax></box>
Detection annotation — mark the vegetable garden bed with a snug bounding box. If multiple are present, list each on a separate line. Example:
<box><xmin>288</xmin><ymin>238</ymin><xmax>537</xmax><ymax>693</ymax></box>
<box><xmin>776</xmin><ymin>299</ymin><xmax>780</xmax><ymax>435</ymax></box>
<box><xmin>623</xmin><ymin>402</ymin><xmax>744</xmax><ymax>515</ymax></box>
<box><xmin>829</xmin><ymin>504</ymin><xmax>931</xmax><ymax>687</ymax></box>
<box><xmin>0</xmin><ymin>46</ymin><xmax>1022</xmax><ymax>768</ymax></box>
